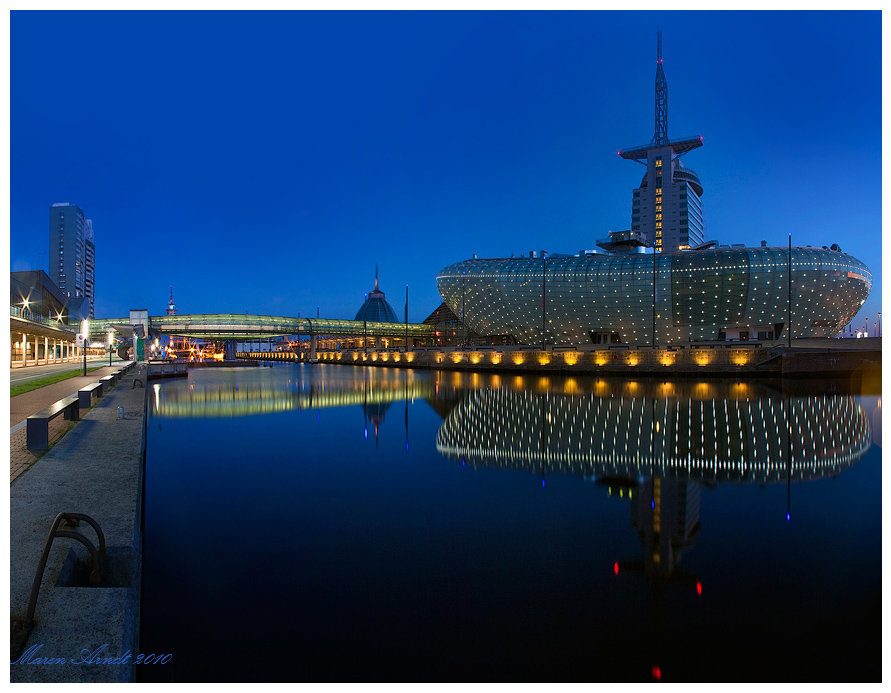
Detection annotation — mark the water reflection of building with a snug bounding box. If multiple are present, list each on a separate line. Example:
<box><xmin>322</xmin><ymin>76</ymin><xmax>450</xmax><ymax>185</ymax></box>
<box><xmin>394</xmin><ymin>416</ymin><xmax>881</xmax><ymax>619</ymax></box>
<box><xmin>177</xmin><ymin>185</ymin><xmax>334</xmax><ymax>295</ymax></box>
<box><xmin>434</xmin><ymin>380</ymin><xmax>873</xmax><ymax>681</ymax></box>
<box><xmin>151</xmin><ymin>368</ymin><xmax>436</xmax><ymax>419</ymax></box>
<box><xmin>435</xmin><ymin>387</ymin><xmax>870</xmax><ymax>484</ymax></box>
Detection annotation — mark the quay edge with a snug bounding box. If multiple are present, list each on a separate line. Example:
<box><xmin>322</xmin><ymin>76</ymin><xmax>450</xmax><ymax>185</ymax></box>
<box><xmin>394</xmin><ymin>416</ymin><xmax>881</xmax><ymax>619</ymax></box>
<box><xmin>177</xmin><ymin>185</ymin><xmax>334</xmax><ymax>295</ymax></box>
<box><xmin>239</xmin><ymin>339</ymin><xmax>882</xmax><ymax>379</ymax></box>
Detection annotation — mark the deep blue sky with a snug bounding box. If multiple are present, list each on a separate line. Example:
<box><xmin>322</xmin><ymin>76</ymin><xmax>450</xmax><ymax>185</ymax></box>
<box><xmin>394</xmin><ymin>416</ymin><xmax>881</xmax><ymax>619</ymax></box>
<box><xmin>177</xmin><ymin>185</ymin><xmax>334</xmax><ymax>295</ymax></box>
<box><xmin>9</xmin><ymin>10</ymin><xmax>882</xmax><ymax>328</ymax></box>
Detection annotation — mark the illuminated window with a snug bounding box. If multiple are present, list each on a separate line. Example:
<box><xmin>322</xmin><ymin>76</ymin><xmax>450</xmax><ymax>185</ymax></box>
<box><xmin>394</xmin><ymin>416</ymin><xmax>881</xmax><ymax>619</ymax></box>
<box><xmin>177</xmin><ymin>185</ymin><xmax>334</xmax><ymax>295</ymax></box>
<box><xmin>655</xmin><ymin>157</ymin><xmax>662</xmax><ymax>168</ymax></box>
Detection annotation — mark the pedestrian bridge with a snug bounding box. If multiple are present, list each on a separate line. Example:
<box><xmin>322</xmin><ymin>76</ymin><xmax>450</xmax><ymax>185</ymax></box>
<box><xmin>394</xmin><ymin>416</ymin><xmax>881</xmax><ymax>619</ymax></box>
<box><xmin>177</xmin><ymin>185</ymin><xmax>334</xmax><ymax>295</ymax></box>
<box><xmin>89</xmin><ymin>313</ymin><xmax>436</xmax><ymax>341</ymax></box>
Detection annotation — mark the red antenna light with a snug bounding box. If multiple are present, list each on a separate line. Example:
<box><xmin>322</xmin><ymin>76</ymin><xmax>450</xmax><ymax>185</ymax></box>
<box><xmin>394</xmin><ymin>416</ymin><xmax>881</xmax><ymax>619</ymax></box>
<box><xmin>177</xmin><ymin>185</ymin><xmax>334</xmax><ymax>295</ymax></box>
<box><xmin>613</xmin><ymin>562</ymin><xmax>619</xmax><ymax>575</ymax></box>
<box><xmin>696</xmin><ymin>581</ymin><xmax>702</xmax><ymax>596</ymax></box>
<box><xmin>652</xmin><ymin>666</ymin><xmax>662</xmax><ymax>681</ymax></box>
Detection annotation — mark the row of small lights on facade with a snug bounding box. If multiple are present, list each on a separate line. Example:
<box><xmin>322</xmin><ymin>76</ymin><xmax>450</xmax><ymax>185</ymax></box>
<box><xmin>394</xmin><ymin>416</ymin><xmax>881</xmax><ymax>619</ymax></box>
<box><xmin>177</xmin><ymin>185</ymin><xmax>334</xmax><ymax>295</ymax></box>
<box><xmin>437</xmin><ymin>247</ymin><xmax>870</xmax><ymax>344</ymax></box>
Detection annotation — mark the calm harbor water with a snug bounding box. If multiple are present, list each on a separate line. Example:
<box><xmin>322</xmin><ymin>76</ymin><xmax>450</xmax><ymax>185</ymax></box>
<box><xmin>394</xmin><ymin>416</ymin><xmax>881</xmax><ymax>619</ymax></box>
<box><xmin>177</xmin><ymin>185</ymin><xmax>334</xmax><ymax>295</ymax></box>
<box><xmin>139</xmin><ymin>364</ymin><xmax>881</xmax><ymax>682</ymax></box>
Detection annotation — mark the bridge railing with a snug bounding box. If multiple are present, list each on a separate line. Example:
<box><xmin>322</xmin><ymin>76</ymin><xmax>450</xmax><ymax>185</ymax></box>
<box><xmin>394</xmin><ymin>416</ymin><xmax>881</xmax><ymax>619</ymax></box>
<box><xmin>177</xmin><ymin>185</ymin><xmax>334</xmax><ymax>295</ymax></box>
<box><xmin>10</xmin><ymin>305</ymin><xmax>78</xmax><ymax>333</ymax></box>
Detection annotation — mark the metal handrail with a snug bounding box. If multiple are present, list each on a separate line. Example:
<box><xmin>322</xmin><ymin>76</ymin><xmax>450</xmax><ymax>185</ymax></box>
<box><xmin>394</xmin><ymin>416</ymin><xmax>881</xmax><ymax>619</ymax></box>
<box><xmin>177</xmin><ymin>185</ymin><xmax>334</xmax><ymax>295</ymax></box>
<box><xmin>25</xmin><ymin>512</ymin><xmax>107</xmax><ymax>632</ymax></box>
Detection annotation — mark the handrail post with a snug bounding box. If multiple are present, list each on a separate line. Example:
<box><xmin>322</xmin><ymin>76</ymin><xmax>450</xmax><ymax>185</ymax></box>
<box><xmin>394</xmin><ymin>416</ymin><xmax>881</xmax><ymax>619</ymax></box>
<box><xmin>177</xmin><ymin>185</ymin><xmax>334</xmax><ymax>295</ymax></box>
<box><xmin>24</xmin><ymin>512</ymin><xmax>107</xmax><ymax>632</ymax></box>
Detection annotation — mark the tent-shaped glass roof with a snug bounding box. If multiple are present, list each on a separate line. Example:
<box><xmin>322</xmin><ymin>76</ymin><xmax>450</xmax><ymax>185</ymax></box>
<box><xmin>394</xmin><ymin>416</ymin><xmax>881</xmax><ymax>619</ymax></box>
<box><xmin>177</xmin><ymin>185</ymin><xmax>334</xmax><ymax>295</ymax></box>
<box><xmin>355</xmin><ymin>268</ymin><xmax>400</xmax><ymax>323</ymax></box>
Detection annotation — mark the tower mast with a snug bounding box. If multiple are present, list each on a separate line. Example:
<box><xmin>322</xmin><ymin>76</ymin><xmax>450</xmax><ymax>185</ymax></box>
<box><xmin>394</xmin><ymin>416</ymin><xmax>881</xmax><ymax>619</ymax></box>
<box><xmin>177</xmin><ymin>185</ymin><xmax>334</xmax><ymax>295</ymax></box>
<box><xmin>652</xmin><ymin>30</ymin><xmax>668</xmax><ymax>146</ymax></box>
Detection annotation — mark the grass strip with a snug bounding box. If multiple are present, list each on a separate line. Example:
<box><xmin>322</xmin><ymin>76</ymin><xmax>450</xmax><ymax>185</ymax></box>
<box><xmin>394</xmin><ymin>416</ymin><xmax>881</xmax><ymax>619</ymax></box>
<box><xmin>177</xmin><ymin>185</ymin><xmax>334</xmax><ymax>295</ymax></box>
<box><xmin>11</xmin><ymin>366</ymin><xmax>106</xmax><ymax>398</ymax></box>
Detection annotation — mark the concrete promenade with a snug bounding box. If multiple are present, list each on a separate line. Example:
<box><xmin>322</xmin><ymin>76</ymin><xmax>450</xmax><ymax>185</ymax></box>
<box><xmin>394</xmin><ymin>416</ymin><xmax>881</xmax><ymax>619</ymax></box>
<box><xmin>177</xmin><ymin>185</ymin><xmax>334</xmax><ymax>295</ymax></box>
<box><xmin>9</xmin><ymin>361</ymin><xmax>146</xmax><ymax>682</ymax></box>
<box><xmin>10</xmin><ymin>363</ymin><xmax>136</xmax><ymax>483</ymax></box>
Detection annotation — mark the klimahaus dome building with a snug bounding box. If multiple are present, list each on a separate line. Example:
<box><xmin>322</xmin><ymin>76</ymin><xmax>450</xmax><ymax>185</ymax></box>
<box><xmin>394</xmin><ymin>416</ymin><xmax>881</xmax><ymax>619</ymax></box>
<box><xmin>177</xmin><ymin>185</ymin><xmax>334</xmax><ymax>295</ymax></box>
<box><xmin>436</xmin><ymin>33</ymin><xmax>872</xmax><ymax>346</ymax></box>
<box><xmin>435</xmin><ymin>241</ymin><xmax>871</xmax><ymax>345</ymax></box>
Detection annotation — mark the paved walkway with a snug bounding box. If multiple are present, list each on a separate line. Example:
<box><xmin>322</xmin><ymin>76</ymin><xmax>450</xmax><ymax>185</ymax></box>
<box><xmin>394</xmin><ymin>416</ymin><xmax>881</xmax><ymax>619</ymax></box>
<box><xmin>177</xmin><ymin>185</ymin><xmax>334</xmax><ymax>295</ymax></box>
<box><xmin>10</xmin><ymin>363</ymin><xmax>132</xmax><ymax>484</ymax></box>
<box><xmin>10</xmin><ymin>361</ymin><xmax>146</xmax><ymax>682</ymax></box>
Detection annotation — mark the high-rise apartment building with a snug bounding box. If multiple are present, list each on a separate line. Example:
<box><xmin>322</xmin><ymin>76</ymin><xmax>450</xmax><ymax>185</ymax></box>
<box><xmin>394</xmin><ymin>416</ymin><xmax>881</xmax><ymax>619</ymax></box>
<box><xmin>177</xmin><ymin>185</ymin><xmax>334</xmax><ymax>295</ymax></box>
<box><xmin>619</xmin><ymin>32</ymin><xmax>705</xmax><ymax>253</ymax></box>
<box><xmin>49</xmin><ymin>202</ymin><xmax>95</xmax><ymax>319</ymax></box>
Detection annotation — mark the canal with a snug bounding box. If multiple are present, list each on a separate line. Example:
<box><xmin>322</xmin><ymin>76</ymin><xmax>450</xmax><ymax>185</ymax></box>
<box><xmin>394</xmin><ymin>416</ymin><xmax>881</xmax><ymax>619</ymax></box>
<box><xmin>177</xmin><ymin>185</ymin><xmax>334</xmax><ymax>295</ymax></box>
<box><xmin>139</xmin><ymin>364</ymin><xmax>881</xmax><ymax>682</ymax></box>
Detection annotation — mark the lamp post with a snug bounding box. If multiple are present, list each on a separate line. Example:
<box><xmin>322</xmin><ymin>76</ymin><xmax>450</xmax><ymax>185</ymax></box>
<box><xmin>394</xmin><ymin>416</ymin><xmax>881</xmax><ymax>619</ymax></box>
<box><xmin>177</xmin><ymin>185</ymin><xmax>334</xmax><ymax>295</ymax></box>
<box><xmin>541</xmin><ymin>252</ymin><xmax>547</xmax><ymax>350</ymax></box>
<box><xmin>108</xmin><ymin>330</ymin><xmax>113</xmax><ymax>366</ymax></box>
<box><xmin>787</xmin><ymin>234</ymin><xmax>792</xmax><ymax>348</ymax></box>
<box><xmin>461</xmin><ymin>272</ymin><xmax>466</xmax><ymax>349</ymax></box>
<box><xmin>879</xmin><ymin>313</ymin><xmax>882</xmax><ymax>338</ymax></box>
<box><xmin>81</xmin><ymin>320</ymin><xmax>89</xmax><ymax>376</ymax></box>
<box><xmin>404</xmin><ymin>284</ymin><xmax>409</xmax><ymax>349</ymax></box>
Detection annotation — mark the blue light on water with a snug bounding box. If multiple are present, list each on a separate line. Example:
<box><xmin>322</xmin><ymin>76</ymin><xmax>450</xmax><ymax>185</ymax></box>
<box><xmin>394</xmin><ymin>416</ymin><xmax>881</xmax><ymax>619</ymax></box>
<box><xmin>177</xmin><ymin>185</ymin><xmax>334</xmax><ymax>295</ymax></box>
<box><xmin>364</xmin><ymin>428</ymin><xmax>368</xmax><ymax>439</ymax></box>
<box><xmin>786</xmin><ymin>512</ymin><xmax>791</xmax><ymax>522</ymax></box>
<box><xmin>651</xmin><ymin>500</ymin><xmax>655</xmax><ymax>509</ymax></box>
<box><xmin>541</xmin><ymin>479</ymin><xmax>546</xmax><ymax>488</ymax></box>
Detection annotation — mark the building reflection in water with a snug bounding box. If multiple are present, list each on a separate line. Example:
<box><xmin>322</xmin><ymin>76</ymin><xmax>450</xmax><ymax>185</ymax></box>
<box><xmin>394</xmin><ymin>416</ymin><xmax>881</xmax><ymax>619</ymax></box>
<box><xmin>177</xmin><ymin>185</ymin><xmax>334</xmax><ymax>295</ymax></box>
<box><xmin>434</xmin><ymin>376</ymin><xmax>872</xmax><ymax>681</ymax></box>
<box><xmin>151</xmin><ymin>366</ymin><xmax>874</xmax><ymax>681</ymax></box>
<box><xmin>151</xmin><ymin>365</ymin><xmax>436</xmax><ymax>419</ymax></box>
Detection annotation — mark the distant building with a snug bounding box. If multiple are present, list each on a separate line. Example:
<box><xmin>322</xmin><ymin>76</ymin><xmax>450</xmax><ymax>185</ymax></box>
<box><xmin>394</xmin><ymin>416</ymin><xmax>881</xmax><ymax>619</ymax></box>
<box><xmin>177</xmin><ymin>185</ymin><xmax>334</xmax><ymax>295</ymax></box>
<box><xmin>619</xmin><ymin>32</ymin><xmax>705</xmax><ymax>253</ymax></box>
<box><xmin>354</xmin><ymin>267</ymin><xmax>400</xmax><ymax>323</ymax></box>
<box><xmin>49</xmin><ymin>202</ymin><xmax>95</xmax><ymax>318</ymax></box>
<box><xmin>10</xmin><ymin>270</ymin><xmax>90</xmax><ymax>325</ymax></box>
<box><xmin>167</xmin><ymin>286</ymin><xmax>177</xmax><ymax>316</ymax></box>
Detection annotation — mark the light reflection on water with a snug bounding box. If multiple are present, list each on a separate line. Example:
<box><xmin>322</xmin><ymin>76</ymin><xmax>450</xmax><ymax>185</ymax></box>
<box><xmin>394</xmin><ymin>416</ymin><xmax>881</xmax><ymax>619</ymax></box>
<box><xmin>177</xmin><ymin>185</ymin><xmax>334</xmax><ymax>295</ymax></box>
<box><xmin>140</xmin><ymin>364</ymin><xmax>881</xmax><ymax>682</ymax></box>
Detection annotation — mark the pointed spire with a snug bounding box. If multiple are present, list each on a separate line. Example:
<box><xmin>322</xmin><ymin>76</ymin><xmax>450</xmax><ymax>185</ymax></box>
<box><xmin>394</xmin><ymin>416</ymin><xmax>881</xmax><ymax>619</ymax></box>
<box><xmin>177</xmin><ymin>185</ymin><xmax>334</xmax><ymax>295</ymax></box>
<box><xmin>375</xmin><ymin>264</ymin><xmax>379</xmax><ymax>292</ymax></box>
<box><xmin>652</xmin><ymin>30</ymin><xmax>668</xmax><ymax>146</ymax></box>
<box><xmin>167</xmin><ymin>285</ymin><xmax>177</xmax><ymax>316</ymax></box>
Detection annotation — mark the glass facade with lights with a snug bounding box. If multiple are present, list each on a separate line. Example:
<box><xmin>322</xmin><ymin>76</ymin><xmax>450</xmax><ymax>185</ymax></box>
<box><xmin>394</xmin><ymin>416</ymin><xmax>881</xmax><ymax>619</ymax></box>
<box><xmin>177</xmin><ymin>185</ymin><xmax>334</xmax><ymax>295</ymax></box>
<box><xmin>436</xmin><ymin>246</ymin><xmax>871</xmax><ymax>344</ymax></box>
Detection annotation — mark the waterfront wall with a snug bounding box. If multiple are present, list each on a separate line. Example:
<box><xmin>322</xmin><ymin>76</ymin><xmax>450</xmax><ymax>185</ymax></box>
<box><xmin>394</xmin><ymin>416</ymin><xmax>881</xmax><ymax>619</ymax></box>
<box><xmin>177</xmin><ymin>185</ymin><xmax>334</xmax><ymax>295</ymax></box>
<box><xmin>238</xmin><ymin>341</ymin><xmax>880</xmax><ymax>377</ymax></box>
<box><xmin>319</xmin><ymin>346</ymin><xmax>776</xmax><ymax>374</ymax></box>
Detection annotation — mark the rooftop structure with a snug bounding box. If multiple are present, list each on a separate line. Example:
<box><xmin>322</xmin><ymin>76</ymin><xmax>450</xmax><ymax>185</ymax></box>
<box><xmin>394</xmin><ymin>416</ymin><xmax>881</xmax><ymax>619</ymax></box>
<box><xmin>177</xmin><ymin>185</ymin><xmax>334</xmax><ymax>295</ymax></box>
<box><xmin>354</xmin><ymin>267</ymin><xmax>400</xmax><ymax>323</ymax></box>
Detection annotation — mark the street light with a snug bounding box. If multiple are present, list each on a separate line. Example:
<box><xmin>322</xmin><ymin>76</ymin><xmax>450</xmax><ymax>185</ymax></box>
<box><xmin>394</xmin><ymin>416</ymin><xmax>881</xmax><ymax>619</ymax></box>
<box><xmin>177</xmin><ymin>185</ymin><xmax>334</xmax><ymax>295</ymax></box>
<box><xmin>878</xmin><ymin>313</ymin><xmax>881</xmax><ymax>338</ymax></box>
<box><xmin>81</xmin><ymin>319</ymin><xmax>89</xmax><ymax>376</ymax></box>
<box><xmin>108</xmin><ymin>330</ymin><xmax>114</xmax><ymax>366</ymax></box>
<box><xmin>541</xmin><ymin>251</ymin><xmax>547</xmax><ymax>350</ymax></box>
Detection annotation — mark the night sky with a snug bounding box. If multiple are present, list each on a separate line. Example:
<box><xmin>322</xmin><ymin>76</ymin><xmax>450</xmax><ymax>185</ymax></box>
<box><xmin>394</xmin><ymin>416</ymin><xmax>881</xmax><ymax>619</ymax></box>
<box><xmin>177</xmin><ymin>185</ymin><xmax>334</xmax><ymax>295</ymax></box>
<box><xmin>8</xmin><ymin>10</ymin><xmax>883</xmax><ymax>330</ymax></box>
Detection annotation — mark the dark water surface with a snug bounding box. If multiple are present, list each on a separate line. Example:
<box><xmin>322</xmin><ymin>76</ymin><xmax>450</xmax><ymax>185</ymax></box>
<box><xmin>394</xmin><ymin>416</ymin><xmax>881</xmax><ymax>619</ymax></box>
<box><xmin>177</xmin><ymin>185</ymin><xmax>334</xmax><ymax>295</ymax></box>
<box><xmin>139</xmin><ymin>365</ymin><xmax>881</xmax><ymax>682</ymax></box>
